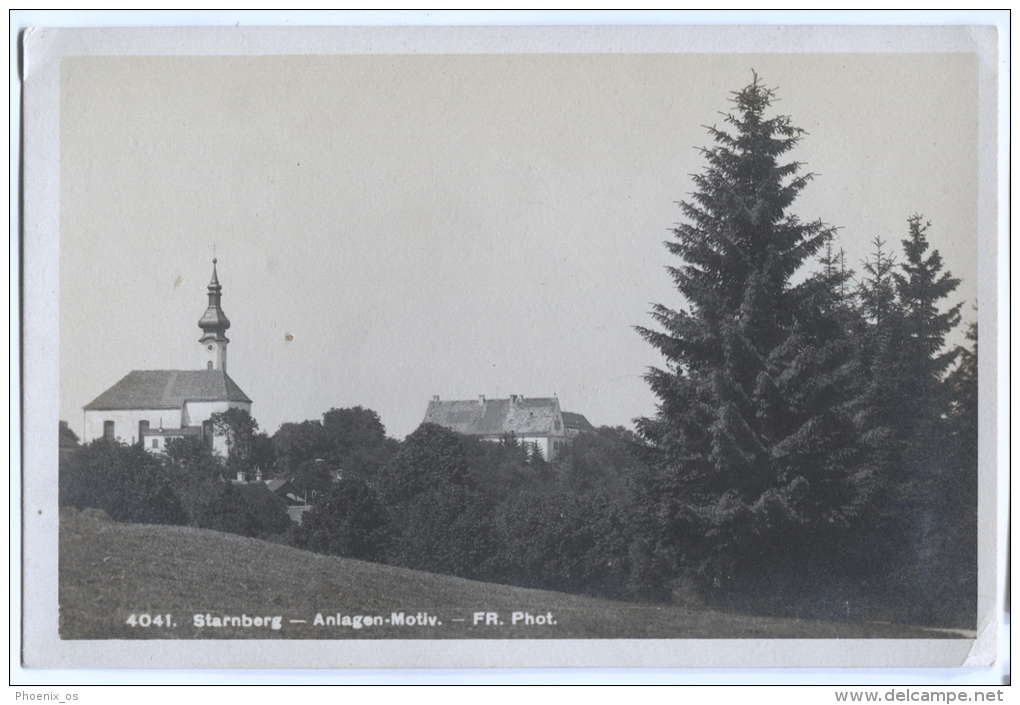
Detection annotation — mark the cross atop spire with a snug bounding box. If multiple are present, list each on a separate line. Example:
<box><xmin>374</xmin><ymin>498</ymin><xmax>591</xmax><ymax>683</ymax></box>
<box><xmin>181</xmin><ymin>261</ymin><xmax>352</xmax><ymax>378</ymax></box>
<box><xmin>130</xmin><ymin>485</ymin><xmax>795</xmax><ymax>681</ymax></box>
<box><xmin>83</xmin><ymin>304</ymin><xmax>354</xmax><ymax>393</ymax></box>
<box><xmin>209</xmin><ymin>256</ymin><xmax>221</xmax><ymax>289</ymax></box>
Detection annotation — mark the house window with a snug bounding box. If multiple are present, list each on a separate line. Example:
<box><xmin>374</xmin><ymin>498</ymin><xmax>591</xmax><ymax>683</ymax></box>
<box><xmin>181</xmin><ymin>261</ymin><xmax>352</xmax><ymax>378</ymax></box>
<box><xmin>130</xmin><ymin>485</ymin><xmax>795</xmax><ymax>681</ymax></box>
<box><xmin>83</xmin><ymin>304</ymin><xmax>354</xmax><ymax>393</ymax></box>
<box><xmin>103</xmin><ymin>420</ymin><xmax>115</xmax><ymax>440</ymax></box>
<box><xmin>151</xmin><ymin>438</ymin><xmax>159</xmax><ymax>449</ymax></box>
<box><xmin>207</xmin><ymin>361</ymin><xmax>213</xmax><ymax>370</ymax></box>
<box><xmin>138</xmin><ymin>420</ymin><xmax>149</xmax><ymax>444</ymax></box>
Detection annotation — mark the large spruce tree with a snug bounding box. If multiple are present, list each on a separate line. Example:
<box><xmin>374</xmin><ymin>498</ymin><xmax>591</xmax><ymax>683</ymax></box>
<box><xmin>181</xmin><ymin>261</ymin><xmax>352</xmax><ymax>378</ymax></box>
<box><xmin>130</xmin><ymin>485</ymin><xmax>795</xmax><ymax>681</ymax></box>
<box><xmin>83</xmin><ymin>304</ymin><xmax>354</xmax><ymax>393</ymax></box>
<box><xmin>887</xmin><ymin>216</ymin><xmax>969</xmax><ymax>625</ymax></box>
<box><xmin>637</xmin><ymin>75</ymin><xmax>878</xmax><ymax>594</ymax></box>
<box><xmin>893</xmin><ymin>215</ymin><xmax>963</xmax><ymax>428</ymax></box>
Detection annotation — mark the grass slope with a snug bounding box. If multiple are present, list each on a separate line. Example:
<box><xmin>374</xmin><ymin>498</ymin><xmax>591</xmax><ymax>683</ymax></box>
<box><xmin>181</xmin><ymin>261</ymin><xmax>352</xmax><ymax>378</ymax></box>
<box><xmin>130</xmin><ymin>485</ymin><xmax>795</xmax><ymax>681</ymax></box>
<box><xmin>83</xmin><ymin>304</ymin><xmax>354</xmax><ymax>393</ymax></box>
<box><xmin>60</xmin><ymin>511</ymin><xmax>945</xmax><ymax>640</ymax></box>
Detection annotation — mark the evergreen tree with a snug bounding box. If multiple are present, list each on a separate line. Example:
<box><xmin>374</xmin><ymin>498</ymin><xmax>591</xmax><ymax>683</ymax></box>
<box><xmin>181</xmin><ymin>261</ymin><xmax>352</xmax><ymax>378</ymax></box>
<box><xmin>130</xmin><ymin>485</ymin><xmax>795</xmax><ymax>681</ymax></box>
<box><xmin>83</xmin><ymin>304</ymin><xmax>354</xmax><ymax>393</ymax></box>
<box><xmin>852</xmin><ymin>236</ymin><xmax>909</xmax><ymax>461</ymax></box>
<box><xmin>637</xmin><ymin>74</ymin><xmax>878</xmax><ymax>595</ymax></box>
<box><xmin>939</xmin><ymin>320</ymin><xmax>978</xmax><ymax>626</ymax></box>
<box><xmin>947</xmin><ymin>321</ymin><xmax>978</xmax><ymax>455</ymax></box>
<box><xmin>884</xmin><ymin>216</ymin><xmax>967</xmax><ymax>624</ymax></box>
<box><xmin>844</xmin><ymin>238</ymin><xmax>914</xmax><ymax>591</ymax></box>
<box><xmin>893</xmin><ymin>215</ymin><xmax>963</xmax><ymax>427</ymax></box>
<box><xmin>858</xmin><ymin>237</ymin><xmax>897</xmax><ymax>328</ymax></box>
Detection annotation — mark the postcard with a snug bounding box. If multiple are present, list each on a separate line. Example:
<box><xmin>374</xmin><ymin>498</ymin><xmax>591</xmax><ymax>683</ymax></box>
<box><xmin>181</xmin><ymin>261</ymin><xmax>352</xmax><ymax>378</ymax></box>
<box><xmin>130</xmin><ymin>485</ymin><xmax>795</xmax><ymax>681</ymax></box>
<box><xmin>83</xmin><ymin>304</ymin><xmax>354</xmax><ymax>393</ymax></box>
<box><xmin>18</xmin><ymin>22</ymin><xmax>1004</xmax><ymax>670</ymax></box>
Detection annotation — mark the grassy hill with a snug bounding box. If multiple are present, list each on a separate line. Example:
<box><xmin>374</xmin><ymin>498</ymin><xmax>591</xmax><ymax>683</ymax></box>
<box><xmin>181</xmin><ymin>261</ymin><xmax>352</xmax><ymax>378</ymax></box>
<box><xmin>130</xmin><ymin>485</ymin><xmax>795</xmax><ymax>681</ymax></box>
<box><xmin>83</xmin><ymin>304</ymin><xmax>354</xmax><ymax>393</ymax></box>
<box><xmin>59</xmin><ymin>510</ymin><xmax>948</xmax><ymax>640</ymax></box>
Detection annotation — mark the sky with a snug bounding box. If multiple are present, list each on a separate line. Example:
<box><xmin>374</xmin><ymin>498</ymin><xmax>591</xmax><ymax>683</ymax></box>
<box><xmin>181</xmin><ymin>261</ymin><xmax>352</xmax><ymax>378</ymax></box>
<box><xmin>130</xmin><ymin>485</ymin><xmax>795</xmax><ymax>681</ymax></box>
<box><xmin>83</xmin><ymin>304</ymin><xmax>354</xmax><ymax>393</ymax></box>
<box><xmin>59</xmin><ymin>52</ymin><xmax>979</xmax><ymax>439</ymax></box>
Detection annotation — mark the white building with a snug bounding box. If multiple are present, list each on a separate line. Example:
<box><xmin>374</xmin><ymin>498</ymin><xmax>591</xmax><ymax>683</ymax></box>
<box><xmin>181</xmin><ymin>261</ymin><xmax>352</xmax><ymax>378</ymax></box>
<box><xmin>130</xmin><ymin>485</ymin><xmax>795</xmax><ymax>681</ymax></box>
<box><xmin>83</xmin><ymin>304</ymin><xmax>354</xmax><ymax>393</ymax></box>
<box><xmin>422</xmin><ymin>395</ymin><xmax>593</xmax><ymax>461</ymax></box>
<box><xmin>82</xmin><ymin>259</ymin><xmax>252</xmax><ymax>456</ymax></box>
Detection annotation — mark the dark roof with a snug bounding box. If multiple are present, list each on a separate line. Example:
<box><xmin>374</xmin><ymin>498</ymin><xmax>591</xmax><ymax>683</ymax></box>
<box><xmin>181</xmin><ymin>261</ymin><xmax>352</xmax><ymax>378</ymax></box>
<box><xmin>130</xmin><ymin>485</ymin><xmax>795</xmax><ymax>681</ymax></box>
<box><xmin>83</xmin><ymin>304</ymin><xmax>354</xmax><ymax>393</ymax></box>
<box><xmin>84</xmin><ymin>370</ymin><xmax>252</xmax><ymax>410</ymax></box>
<box><xmin>561</xmin><ymin>411</ymin><xmax>594</xmax><ymax>432</ymax></box>
<box><xmin>423</xmin><ymin>396</ymin><xmax>562</xmax><ymax>436</ymax></box>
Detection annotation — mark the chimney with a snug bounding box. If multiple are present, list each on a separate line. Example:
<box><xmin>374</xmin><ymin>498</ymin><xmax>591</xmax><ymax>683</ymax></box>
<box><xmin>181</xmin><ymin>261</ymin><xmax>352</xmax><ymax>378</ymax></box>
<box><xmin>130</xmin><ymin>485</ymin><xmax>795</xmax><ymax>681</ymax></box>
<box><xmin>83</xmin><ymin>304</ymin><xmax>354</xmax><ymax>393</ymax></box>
<box><xmin>432</xmin><ymin>395</ymin><xmax>440</xmax><ymax>402</ymax></box>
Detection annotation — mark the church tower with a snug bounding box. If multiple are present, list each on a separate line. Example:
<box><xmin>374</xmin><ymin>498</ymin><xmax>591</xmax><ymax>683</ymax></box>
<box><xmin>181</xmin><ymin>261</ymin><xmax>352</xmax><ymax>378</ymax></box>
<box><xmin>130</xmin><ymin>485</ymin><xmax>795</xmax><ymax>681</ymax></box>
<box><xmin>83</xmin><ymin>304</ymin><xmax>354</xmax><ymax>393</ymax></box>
<box><xmin>198</xmin><ymin>258</ymin><xmax>231</xmax><ymax>372</ymax></box>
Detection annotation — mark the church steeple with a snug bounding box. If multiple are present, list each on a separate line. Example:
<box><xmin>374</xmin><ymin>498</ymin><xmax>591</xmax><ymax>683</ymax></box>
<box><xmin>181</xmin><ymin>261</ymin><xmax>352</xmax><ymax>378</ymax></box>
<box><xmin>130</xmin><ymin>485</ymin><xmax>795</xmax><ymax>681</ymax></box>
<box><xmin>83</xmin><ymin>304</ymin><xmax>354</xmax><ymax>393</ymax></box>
<box><xmin>198</xmin><ymin>258</ymin><xmax>231</xmax><ymax>371</ymax></box>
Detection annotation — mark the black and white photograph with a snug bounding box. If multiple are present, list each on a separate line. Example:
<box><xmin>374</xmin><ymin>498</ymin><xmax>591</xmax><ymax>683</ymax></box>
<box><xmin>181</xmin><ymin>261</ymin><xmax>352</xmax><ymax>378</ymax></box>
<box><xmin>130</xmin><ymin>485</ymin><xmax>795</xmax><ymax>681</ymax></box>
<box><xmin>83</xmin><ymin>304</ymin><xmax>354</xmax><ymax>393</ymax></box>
<box><xmin>16</xmin><ymin>18</ymin><xmax>1006</xmax><ymax>676</ymax></box>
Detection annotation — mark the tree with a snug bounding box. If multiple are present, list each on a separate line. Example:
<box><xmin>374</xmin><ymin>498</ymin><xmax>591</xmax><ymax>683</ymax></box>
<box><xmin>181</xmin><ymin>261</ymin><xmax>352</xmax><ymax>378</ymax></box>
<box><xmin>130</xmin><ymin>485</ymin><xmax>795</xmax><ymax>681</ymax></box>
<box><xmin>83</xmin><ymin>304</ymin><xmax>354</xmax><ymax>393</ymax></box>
<box><xmin>320</xmin><ymin>406</ymin><xmax>397</xmax><ymax>481</ymax></box>
<box><xmin>162</xmin><ymin>436</ymin><xmax>223</xmax><ymax>523</ymax></box>
<box><xmin>250</xmin><ymin>432</ymin><xmax>276</xmax><ymax>478</ymax></box>
<box><xmin>376</xmin><ymin>423</ymin><xmax>475</xmax><ymax>505</ymax></box>
<box><xmin>197</xmin><ymin>482</ymin><xmax>292</xmax><ymax>539</ymax></box>
<box><xmin>947</xmin><ymin>321</ymin><xmax>978</xmax><ymax>456</ymax></box>
<box><xmin>290</xmin><ymin>458</ymin><xmax>336</xmax><ymax>501</ymax></box>
<box><xmin>884</xmin><ymin>216</ymin><xmax>967</xmax><ymax>625</ymax></box>
<box><xmin>376</xmin><ymin>424</ymin><xmax>500</xmax><ymax>580</ymax></box>
<box><xmin>858</xmin><ymin>236</ymin><xmax>898</xmax><ymax>328</ymax></box>
<box><xmin>855</xmin><ymin>236</ymin><xmax>909</xmax><ymax>436</ymax></box>
<box><xmin>494</xmin><ymin>427</ymin><xmax>664</xmax><ymax>600</ymax></box>
<box><xmin>59</xmin><ymin>439</ymin><xmax>187</xmax><ymax>526</ymax></box>
<box><xmin>893</xmin><ymin>214</ymin><xmax>963</xmax><ymax>430</ymax></box>
<box><xmin>322</xmin><ymin>406</ymin><xmax>386</xmax><ymax>452</ymax></box>
<box><xmin>636</xmin><ymin>74</ymin><xmax>878</xmax><ymax>596</ymax></box>
<box><xmin>272</xmin><ymin>420</ymin><xmax>331</xmax><ymax>474</ymax></box>
<box><xmin>59</xmin><ymin>421</ymin><xmax>80</xmax><ymax>448</ymax></box>
<box><xmin>941</xmin><ymin>320</ymin><xmax>978</xmax><ymax>624</ymax></box>
<box><xmin>294</xmin><ymin>478</ymin><xmax>392</xmax><ymax>560</ymax></box>
<box><xmin>210</xmin><ymin>408</ymin><xmax>260</xmax><ymax>480</ymax></box>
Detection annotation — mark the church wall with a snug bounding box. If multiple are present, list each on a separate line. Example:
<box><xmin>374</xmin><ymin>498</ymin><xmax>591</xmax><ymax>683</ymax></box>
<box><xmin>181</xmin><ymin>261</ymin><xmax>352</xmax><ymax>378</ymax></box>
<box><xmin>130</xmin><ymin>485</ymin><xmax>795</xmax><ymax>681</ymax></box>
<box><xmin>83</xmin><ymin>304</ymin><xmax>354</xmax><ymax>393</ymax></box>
<box><xmin>83</xmin><ymin>408</ymin><xmax>183</xmax><ymax>445</ymax></box>
<box><xmin>181</xmin><ymin>400</ymin><xmax>252</xmax><ymax>427</ymax></box>
<box><xmin>183</xmin><ymin>400</ymin><xmax>253</xmax><ymax>456</ymax></box>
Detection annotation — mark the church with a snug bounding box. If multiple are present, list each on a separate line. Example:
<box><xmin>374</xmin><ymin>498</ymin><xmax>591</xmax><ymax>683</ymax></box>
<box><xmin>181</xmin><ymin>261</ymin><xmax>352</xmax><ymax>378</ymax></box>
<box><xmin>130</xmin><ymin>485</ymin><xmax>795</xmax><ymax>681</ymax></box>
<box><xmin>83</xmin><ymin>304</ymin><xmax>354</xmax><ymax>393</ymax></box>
<box><xmin>82</xmin><ymin>259</ymin><xmax>252</xmax><ymax>456</ymax></box>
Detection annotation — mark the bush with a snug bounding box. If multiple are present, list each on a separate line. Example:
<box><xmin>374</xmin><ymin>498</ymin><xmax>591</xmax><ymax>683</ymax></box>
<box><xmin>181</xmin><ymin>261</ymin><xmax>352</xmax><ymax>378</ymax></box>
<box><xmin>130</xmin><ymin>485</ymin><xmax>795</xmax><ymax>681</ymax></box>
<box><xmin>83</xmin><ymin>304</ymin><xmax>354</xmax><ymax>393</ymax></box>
<box><xmin>294</xmin><ymin>478</ymin><xmax>391</xmax><ymax>561</ymax></box>
<box><xmin>59</xmin><ymin>440</ymin><xmax>187</xmax><ymax>526</ymax></box>
<box><xmin>197</xmin><ymin>482</ymin><xmax>293</xmax><ymax>539</ymax></box>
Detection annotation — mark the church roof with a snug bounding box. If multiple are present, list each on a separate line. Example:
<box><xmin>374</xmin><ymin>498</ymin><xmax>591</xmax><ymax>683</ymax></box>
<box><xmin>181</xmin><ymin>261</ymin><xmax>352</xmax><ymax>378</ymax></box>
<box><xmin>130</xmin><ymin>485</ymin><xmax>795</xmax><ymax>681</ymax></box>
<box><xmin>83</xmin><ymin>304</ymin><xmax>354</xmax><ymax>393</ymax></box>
<box><xmin>84</xmin><ymin>369</ymin><xmax>252</xmax><ymax>411</ymax></box>
<box><xmin>423</xmin><ymin>396</ymin><xmax>563</xmax><ymax>436</ymax></box>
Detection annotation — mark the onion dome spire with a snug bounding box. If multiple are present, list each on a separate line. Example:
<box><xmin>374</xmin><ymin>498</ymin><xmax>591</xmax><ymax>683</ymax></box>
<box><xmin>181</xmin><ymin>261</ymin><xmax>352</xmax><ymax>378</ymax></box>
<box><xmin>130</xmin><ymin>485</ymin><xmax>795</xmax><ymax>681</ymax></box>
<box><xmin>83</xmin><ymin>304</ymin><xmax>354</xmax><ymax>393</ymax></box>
<box><xmin>198</xmin><ymin>257</ymin><xmax>231</xmax><ymax>342</ymax></box>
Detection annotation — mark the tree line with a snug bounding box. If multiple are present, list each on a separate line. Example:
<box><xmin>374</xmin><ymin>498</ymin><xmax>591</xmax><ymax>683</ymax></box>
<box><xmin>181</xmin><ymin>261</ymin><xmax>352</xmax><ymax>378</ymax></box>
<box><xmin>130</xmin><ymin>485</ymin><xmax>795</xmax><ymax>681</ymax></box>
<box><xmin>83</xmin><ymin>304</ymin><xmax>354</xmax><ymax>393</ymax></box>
<box><xmin>59</xmin><ymin>411</ymin><xmax>657</xmax><ymax>602</ymax></box>
<box><xmin>59</xmin><ymin>74</ymin><xmax>977</xmax><ymax>629</ymax></box>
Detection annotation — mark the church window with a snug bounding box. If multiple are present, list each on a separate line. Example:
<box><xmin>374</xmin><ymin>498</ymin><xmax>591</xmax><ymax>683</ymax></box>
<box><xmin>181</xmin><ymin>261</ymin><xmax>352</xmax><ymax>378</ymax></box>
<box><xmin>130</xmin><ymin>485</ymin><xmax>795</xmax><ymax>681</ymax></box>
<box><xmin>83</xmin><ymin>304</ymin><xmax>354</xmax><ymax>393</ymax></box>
<box><xmin>103</xmin><ymin>420</ymin><xmax>114</xmax><ymax>440</ymax></box>
<box><xmin>151</xmin><ymin>438</ymin><xmax>159</xmax><ymax>449</ymax></box>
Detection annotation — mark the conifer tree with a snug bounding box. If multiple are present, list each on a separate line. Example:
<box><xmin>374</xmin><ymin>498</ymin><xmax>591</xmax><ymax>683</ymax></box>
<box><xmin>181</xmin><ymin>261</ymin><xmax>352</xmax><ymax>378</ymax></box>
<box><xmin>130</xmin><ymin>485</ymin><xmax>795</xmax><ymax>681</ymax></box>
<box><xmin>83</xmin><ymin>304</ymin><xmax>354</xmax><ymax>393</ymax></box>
<box><xmin>637</xmin><ymin>75</ymin><xmax>877</xmax><ymax>594</ymax></box>
<box><xmin>887</xmin><ymin>216</ymin><xmax>967</xmax><ymax>624</ymax></box>
<box><xmin>858</xmin><ymin>237</ymin><xmax>898</xmax><ymax>329</ymax></box>
<box><xmin>940</xmin><ymin>320</ymin><xmax>978</xmax><ymax>626</ymax></box>
<box><xmin>893</xmin><ymin>215</ymin><xmax>963</xmax><ymax>427</ymax></box>
<box><xmin>947</xmin><ymin>321</ymin><xmax>978</xmax><ymax>455</ymax></box>
<box><xmin>847</xmin><ymin>238</ymin><xmax>914</xmax><ymax>581</ymax></box>
<box><xmin>853</xmin><ymin>237</ymin><xmax>909</xmax><ymax>455</ymax></box>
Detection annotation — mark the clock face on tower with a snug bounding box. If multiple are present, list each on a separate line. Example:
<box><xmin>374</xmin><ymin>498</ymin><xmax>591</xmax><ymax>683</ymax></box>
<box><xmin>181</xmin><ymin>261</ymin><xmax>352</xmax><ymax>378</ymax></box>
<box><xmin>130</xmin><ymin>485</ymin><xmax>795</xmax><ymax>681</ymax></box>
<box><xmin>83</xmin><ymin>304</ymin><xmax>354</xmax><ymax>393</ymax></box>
<box><xmin>207</xmin><ymin>344</ymin><xmax>215</xmax><ymax>351</ymax></box>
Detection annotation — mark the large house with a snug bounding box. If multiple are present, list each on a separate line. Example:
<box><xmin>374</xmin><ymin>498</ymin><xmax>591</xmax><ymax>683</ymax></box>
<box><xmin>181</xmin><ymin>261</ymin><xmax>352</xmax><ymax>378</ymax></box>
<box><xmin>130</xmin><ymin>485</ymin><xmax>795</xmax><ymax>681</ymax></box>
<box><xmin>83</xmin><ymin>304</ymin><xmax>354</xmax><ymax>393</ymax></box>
<box><xmin>82</xmin><ymin>259</ymin><xmax>252</xmax><ymax>456</ymax></box>
<box><xmin>422</xmin><ymin>394</ymin><xmax>593</xmax><ymax>461</ymax></box>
